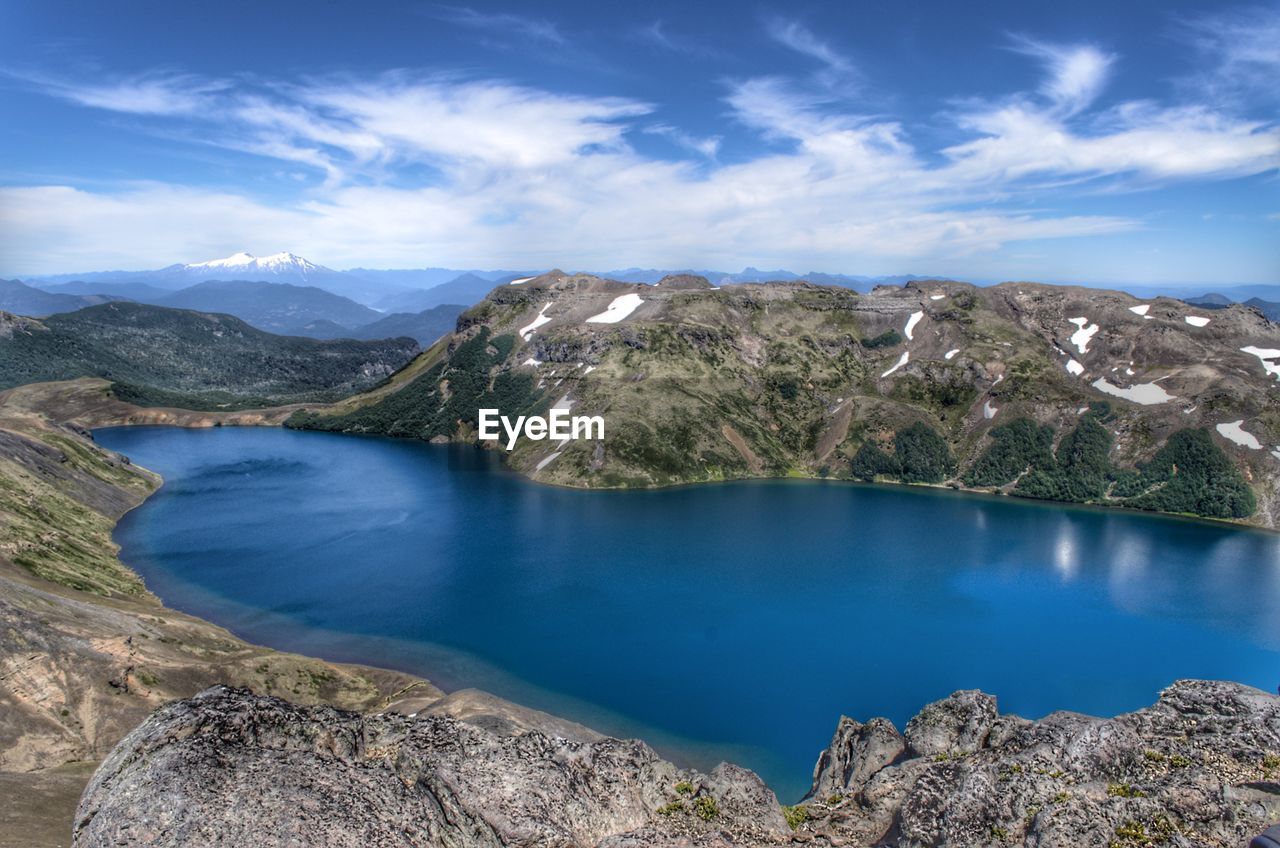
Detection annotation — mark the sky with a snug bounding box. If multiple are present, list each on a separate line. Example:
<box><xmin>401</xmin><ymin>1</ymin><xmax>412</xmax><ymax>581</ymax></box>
<box><xmin>0</xmin><ymin>0</ymin><xmax>1277</xmax><ymax>285</ymax></box>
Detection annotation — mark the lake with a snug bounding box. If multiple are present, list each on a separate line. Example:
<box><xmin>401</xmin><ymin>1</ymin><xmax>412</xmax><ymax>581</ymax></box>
<box><xmin>95</xmin><ymin>425</ymin><xmax>1280</xmax><ymax>801</ymax></box>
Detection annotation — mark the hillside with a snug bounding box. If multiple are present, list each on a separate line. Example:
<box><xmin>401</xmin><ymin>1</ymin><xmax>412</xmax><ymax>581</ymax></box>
<box><xmin>377</xmin><ymin>272</ymin><xmax>512</xmax><ymax>312</ymax></box>
<box><xmin>292</xmin><ymin>271</ymin><xmax>1280</xmax><ymax>526</ymax></box>
<box><xmin>157</xmin><ymin>279</ymin><xmax>382</xmax><ymax>335</ymax></box>
<box><xmin>0</xmin><ymin>303</ymin><xmax>419</xmax><ymax>409</ymax></box>
<box><xmin>0</xmin><ymin>387</ymin><xmax>435</xmax><ymax>846</ymax></box>
<box><xmin>346</xmin><ymin>303</ymin><xmax>466</xmax><ymax>344</ymax></box>
<box><xmin>0</xmin><ymin>280</ymin><xmax>121</xmax><ymax>317</ymax></box>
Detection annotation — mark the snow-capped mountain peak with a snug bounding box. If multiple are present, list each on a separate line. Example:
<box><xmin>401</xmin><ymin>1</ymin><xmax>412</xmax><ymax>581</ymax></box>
<box><xmin>187</xmin><ymin>251</ymin><xmax>258</xmax><ymax>269</ymax></box>
<box><xmin>184</xmin><ymin>251</ymin><xmax>328</xmax><ymax>279</ymax></box>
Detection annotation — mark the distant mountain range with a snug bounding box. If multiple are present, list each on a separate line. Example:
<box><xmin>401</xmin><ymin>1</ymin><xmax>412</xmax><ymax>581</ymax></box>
<box><xmin>10</xmin><ymin>274</ymin><xmax>466</xmax><ymax>344</ymax></box>
<box><xmin>18</xmin><ymin>252</ymin><xmax>1280</xmax><ymax>334</ymax></box>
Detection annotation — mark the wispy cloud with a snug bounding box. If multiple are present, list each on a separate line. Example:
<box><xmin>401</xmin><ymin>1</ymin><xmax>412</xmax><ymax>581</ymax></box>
<box><xmin>634</xmin><ymin>20</ymin><xmax>723</xmax><ymax>58</ymax></box>
<box><xmin>7</xmin><ymin>69</ymin><xmax>226</xmax><ymax>116</ymax></box>
<box><xmin>2</xmin><ymin>32</ymin><xmax>1277</xmax><ymax>276</ymax></box>
<box><xmin>1177</xmin><ymin>3</ymin><xmax>1280</xmax><ymax>106</ymax></box>
<box><xmin>765</xmin><ymin>17</ymin><xmax>860</xmax><ymax>89</ymax></box>
<box><xmin>428</xmin><ymin>5</ymin><xmax>565</xmax><ymax>47</ymax></box>
<box><xmin>1009</xmin><ymin>38</ymin><xmax>1115</xmax><ymax>117</ymax></box>
<box><xmin>642</xmin><ymin>124</ymin><xmax>721</xmax><ymax>159</ymax></box>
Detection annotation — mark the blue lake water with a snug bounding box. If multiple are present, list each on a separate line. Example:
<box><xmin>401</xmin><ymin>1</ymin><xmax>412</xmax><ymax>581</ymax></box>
<box><xmin>96</xmin><ymin>425</ymin><xmax>1280</xmax><ymax>801</ymax></box>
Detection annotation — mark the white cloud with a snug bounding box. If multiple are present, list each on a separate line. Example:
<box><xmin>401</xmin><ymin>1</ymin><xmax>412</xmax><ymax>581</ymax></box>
<box><xmin>3</xmin><ymin>36</ymin><xmax>1278</xmax><ymax>276</ymax></box>
<box><xmin>11</xmin><ymin>70</ymin><xmax>225</xmax><ymax>116</ymax></box>
<box><xmin>1010</xmin><ymin>39</ymin><xmax>1114</xmax><ymax>116</ymax></box>
<box><xmin>1179</xmin><ymin>4</ymin><xmax>1280</xmax><ymax>105</ymax></box>
<box><xmin>429</xmin><ymin>6</ymin><xmax>565</xmax><ymax>46</ymax></box>
<box><xmin>642</xmin><ymin>124</ymin><xmax>721</xmax><ymax>158</ymax></box>
<box><xmin>766</xmin><ymin>17</ymin><xmax>858</xmax><ymax>83</ymax></box>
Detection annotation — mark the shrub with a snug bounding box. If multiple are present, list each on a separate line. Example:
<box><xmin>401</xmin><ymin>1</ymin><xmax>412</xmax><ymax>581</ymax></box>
<box><xmin>783</xmin><ymin>805</ymin><xmax>809</xmax><ymax>830</ymax></box>
<box><xmin>693</xmin><ymin>796</ymin><xmax>718</xmax><ymax>821</ymax></box>
<box><xmin>861</xmin><ymin>329</ymin><xmax>903</xmax><ymax>349</ymax></box>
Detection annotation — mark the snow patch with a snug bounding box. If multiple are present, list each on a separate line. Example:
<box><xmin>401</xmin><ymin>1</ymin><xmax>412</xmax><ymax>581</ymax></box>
<box><xmin>1066</xmin><ymin>359</ymin><xmax>1084</xmax><ymax>376</ymax></box>
<box><xmin>535</xmin><ymin>451</ymin><xmax>563</xmax><ymax>471</ymax></box>
<box><xmin>881</xmin><ymin>351</ymin><xmax>909</xmax><ymax>378</ymax></box>
<box><xmin>1217</xmin><ymin>420</ymin><xmax>1262</xmax><ymax>449</ymax></box>
<box><xmin>1068</xmin><ymin>317</ymin><xmax>1099</xmax><ymax>354</ymax></box>
<box><xmin>1091</xmin><ymin>378</ymin><xmax>1176</xmax><ymax>405</ymax></box>
<box><xmin>586</xmin><ymin>293</ymin><xmax>644</xmax><ymax>324</ymax></box>
<box><xmin>930</xmin><ymin>294</ymin><xmax>945</xmax><ymax>301</ymax></box>
<box><xmin>1185</xmin><ymin>315</ymin><xmax>1211</xmax><ymax>327</ymax></box>
<box><xmin>1128</xmin><ymin>304</ymin><xmax>1150</xmax><ymax>316</ymax></box>
<box><xmin>904</xmin><ymin>310</ymin><xmax>924</xmax><ymax>340</ymax></box>
<box><xmin>508</xmin><ymin>276</ymin><xmax>535</xmax><ymax>286</ymax></box>
<box><xmin>944</xmin><ymin>349</ymin><xmax>960</xmax><ymax>360</ymax></box>
<box><xmin>1240</xmin><ymin>346</ymin><xmax>1280</xmax><ymax>380</ymax></box>
<box><xmin>519</xmin><ymin>303</ymin><xmax>553</xmax><ymax>340</ymax></box>
<box><xmin>522</xmin><ymin>357</ymin><xmax>541</xmax><ymax>367</ymax></box>
<box><xmin>983</xmin><ymin>400</ymin><xmax>998</xmax><ymax>419</ymax></box>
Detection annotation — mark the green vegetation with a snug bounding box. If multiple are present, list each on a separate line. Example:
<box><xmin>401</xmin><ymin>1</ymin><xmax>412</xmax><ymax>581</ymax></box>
<box><xmin>894</xmin><ymin>422</ymin><xmax>956</xmax><ymax>483</ymax></box>
<box><xmin>1111</xmin><ymin>815</ymin><xmax>1177</xmax><ymax>847</ymax></box>
<box><xmin>860</xmin><ymin>329</ymin><xmax>903</xmax><ymax>349</ymax></box>
<box><xmin>1125</xmin><ymin>429</ymin><xmax>1255</xmax><ymax>518</ymax></box>
<box><xmin>852</xmin><ymin>422</ymin><xmax>954</xmax><ymax>483</ymax></box>
<box><xmin>692</xmin><ymin>796</ymin><xmax>719</xmax><ymax>821</ymax></box>
<box><xmin>674</xmin><ymin>781</ymin><xmax>694</xmax><ymax>796</ymax></box>
<box><xmin>963</xmin><ymin>417</ymin><xmax>1055</xmax><ymax>487</ymax></box>
<box><xmin>0</xmin><ymin>302</ymin><xmax>418</xmax><ymax>409</ymax></box>
<box><xmin>964</xmin><ymin>409</ymin><xmax>1253</xmax><ymax>519</ymax></box>
<box><xmin>657</xmin><ymin>802</ymin><xmax>684</xmax><ymax>816</ymax></box>
<box><xmin>290</xmin><ymin>328</ymin><xmax>540</xmax><ymax>441</ymax></box>
<box><xmin>1107</xmin><ymin>782</ymin><xmax>1146</xmax><ymax>798</ymax></box>
<box><xmin>851</xmin><ymin>441</ymin><xmax>898</xmax><ymax>481</ymax></box>
<box><xmin>1016</xmin><ymin>409</ymin><xmax>1113</xmax><ymax>502</ymax></box>
<box><xmin>0</xmin><ymin>428</ymin><xmax>155</xmax><ymax>597</ymax></box>
<box><xmin>783</xmin><ymin>805</ymin><xmax>810</xmax><ymax>830</ymax></box>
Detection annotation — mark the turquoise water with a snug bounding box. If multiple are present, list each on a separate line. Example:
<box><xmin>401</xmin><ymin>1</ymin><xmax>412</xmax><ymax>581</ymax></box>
<box><xmin>96</xmin><ymin>425</ymin><xmax>1280</xmax><ymax>801</ymax></box>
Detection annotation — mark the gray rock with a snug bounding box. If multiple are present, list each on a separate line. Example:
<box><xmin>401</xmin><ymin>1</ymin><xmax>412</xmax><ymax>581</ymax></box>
<box><xmin>808</xmin><ymin>716</ymin><xmax>905</xmax><ymax>800</ymax></box>
<box><xmin>73</xmin><ymin>686</ymin><xmax>788</xmax><ymax>848</ymax></box>
<box><xmin>74</xmin><ymin>680</ymin><xmax>1280</xmax><ymax>848</ymax></box>
<box><xmin>903</xmin><ymin>689</ymin><xmax>999</xmax><ymax>757</ymax></box>
<box><xmin>808</xmin><ymin>679</ymin><xmax>1280</xmax><ymax>847</ymax></box>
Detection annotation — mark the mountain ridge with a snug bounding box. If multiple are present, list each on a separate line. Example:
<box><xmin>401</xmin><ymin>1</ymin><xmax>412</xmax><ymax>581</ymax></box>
<box><xmin>291</xmin><ymin>271</ymin><xmax>1280</xmax><ymax>527</ymax></box>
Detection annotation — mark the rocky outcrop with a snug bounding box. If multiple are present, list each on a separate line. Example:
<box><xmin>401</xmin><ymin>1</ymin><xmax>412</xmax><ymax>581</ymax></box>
<box><xmin>73</xmin><ymin>686</ymin><xmax>790</xmax><ymax>848</ymax></box>
<box><xmin>74</xmin><ymin>681</ymin><xmax>1280</xmax><ymax>848</ymax></box>
<box><xmin>806</xmin><ymin>680</ymin><xmax>1280</xmax><ymax>847</ymax></box>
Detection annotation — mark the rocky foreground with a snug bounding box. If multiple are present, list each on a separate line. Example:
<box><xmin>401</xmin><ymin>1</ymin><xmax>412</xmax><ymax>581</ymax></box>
<box><xmin>74</xmin><ymin>680</ymin><xmax>1280</xmax><ymax>848</ymax></box>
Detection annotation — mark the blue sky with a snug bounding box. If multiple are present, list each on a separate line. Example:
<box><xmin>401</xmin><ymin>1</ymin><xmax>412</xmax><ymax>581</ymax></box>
<box><xmin>0</xmin><ymin>0</ymin><xmax>1277</xmax><ymax>284</ymax></box>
